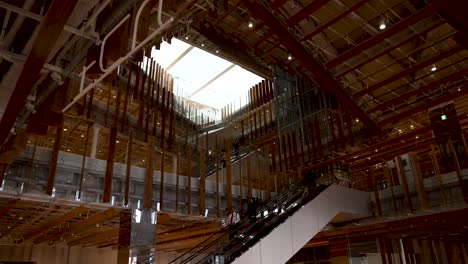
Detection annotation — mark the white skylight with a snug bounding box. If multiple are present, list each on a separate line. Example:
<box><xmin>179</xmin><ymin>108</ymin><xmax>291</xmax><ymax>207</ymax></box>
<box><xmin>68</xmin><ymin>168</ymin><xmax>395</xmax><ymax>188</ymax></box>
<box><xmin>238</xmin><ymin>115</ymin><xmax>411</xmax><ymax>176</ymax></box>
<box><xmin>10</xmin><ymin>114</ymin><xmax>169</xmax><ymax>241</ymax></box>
<box><xmin>150</xmin><ymin>38</ymin><xmax>263</xmax><ymax>119</ymax></box>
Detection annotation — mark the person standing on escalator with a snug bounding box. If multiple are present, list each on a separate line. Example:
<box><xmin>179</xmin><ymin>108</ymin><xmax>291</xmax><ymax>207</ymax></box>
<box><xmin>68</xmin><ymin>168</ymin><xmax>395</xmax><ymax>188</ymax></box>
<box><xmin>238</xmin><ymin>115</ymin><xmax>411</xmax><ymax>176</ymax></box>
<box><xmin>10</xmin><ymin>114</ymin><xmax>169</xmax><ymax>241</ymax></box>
<box><xmin>227</xmin><ymin>207</ymin><xmax>241</xmax><ymax>240</ymax></box>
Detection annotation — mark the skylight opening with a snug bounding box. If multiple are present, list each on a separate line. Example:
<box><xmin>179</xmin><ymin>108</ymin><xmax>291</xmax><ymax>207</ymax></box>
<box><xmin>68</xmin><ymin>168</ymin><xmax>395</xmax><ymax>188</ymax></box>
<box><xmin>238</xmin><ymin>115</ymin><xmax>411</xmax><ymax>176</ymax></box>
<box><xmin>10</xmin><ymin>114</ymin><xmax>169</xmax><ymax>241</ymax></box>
<box><xmin>150</xmin><ymin>38</ymin><xmax>264</xmax><ymax>121</ymax></box>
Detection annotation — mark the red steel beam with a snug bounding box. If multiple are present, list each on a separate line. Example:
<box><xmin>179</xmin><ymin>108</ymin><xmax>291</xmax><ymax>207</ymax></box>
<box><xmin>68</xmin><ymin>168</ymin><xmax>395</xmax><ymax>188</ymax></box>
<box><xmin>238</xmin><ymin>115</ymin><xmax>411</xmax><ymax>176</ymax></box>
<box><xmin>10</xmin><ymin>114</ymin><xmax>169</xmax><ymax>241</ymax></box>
<box><xmin>325</xmin><ymin>4</ymin><xmax>440</xmax><ymax>69</ymax></box>
<box><xmin>336</xmin><ymin>21</ymin><xmax>445</xmax><ymax>78</ymax></box>
<box><xmin>368</xmin><ymin>67</ymin><xmax>468</xmax><ymax>114</ymax></box>
<box><xmin>302</xmin><ymin>125</ymin><xmax>433</xmax><ymax>172</ymax></box>
<box><xmin>271</xmin><ymin>0</ymin><xmax>290</xmax><ymax>11</ymax></box>
<box><xmin>0</xmin><ymin>0</ymin><xmax>78</xmax><ymax>146</ymax></box>
<box><xmin>242</xmin><ymin>0</ymin><xmax>380</xmax><ymax>134</ymax></box>
<box><xmin>302</xmin><ymin>0</ymin><xmax>369</xmax><ymax>42</ymax></box>
<box><xmin>353</xmin><ymin>45</ymin><xmax>463</xmax><ymax>98</ymax></box>
<box><xmin>374</xmin><ymin>51</ymin><xmax>465</xmax><ymax>100</ymax></box>
<box><xmin>379</xmin><ymin>85</ymin><xmax>468</xmax><ymax>126</ymax></box>
<box><xmin>253</xmin><ymin>31</ymin><xmax>274</xmax><ymax>49</ymax></box>
<box><xmin>286</xmin><ymin>0</ymin><xmax>331</xmax><ymax>27</ymax></box>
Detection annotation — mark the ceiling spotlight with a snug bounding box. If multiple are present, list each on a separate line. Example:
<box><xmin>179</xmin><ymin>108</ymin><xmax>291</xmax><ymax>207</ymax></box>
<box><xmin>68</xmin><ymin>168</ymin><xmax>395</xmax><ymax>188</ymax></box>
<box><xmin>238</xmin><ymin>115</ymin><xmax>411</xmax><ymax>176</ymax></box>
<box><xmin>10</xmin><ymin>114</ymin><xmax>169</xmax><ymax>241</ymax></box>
<box><xmin>63</xmin><ymin>128</ymin><xmax>68</xmax><ymax>131</ymax></box>
<box><xmin>201</xmin><ymin>43</ymin><xmax>205</xmax><ymax>47</ymax></box>
<box><xmin>81</xmin><ymin>134</ymin><xmax>85</xmax><ymax>138</ymax></box>
<box><xmin>248</xmin><ymin>22</ymin><xmax>254</xmax><ymax>28</ymax></box>
<box><xmin>379</xmin><ymin>23</ymin><xmax>386</xmax><ymax>30</ymax></box>
<box><xmin>116</xmin><ymin>140</ymin><xmax>120</xmax><ymax>143</ymax></box>
<box><xmin>398</xmin><ymin>129</ymin><xmax>402</xmax><ymax>133</ymax></box>
<box><xmin>355</xmin><ymin>118</ymin><xmax>359</xmax><ymax>122</ymax></box>
<box><xmin>185</xmin><ymin>36</ymin><xmax>189</xmax><ymax>40</ymax></box>
<box><xmin>287</xmin><ymin>54</ymin><xmax>292</xmax><ymax>60</ymax></box>
<box><xmin>441</xmin><ymin>114</ymin><xmax>447</xmax><ymax>121</ymax></box>
<box><xmin>215</xmin><ymin>50</ymin><xmax>219</xmax><ymax>54</ymax></box>
<box><xmin>410</xmin><ymin>125</ymin><xmax>414</xmax><ymax>129</ymax></box>
<box><xmin>431</xmin><ymin>64</ymin><xmax>437</xmax><ymax>72</ymax></box>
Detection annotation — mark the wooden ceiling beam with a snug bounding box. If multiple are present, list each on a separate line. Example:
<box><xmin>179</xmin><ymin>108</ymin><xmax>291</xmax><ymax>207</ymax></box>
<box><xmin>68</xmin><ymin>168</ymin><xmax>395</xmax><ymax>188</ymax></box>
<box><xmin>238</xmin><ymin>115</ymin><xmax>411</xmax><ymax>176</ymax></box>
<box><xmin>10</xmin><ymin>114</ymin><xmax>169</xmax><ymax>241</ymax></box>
<box><xmin>22</xmin><ymin>205</ymin><xmax>88</xmax><ymax>241</ymax></box>
<box><xmin>301</xmin><ymin>0</ymin><xmax>369</xmax><ymax>42</ymax></box>
<box><xmin>325</xmin><ymin>4</ymin><xmax>440</xmax><ymax>69</ymax></box>
<box><xmin>353</xmin><ymin>45</ymin><xmax>463</xmax><ymax>98</ymax></box>
<box><xmin>367</xmin><ymin>67</ymin><xmax>468</xmax><ymax>114</ymax></box>
<box><xmin>33</xmin><ymin>208</ymin><xmax>120</xmax><ymax>244</ymax></box>
<box><xmin>242</xmin><ymin>0</ymin><xmax>379</xmax><ymax>134</ymax></box>
<box><xmin>286</xmin><ymin>0</ymin><xmax>331</xmax><ymax>27</ymax></box>
<box><xmin>336</xmin><ymin>21</ymin><xmax>446</xmax><ymax>78</ymax></box>
<box><xmin>0</xmin><ymin>0</ymin><xmax>79</xmax><ymax>146</ymax></box>
<box><xmin>379</xmin><ymin>84</ymin><xmax>468</xmax><ymax>126</ymax></box>
<box><xmin>67</xmin><ymin>228</ymin><xmax>120</xmax><ymax>246</ymax></box>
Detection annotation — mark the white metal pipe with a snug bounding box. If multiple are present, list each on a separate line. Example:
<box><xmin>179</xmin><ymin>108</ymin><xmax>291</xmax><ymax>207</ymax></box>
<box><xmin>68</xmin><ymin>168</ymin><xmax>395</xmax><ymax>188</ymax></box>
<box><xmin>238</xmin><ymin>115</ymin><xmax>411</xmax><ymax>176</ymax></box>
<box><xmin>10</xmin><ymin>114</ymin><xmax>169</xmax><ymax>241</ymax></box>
<box><xmin>63</xmin><ymin>16</ymin><xmax>174</xmax><ymax>113</ymax></box>
<box><xmin>157</xmin><ymin>0</ymin><xmax>163</xmax><ymax>26</ymax></box>
<box><xmin>99</xmin><ymin>14</ymin><xmax>131</xmax><ymax>72</ymax></box>
<box><xmin>0</xmin><ymin>2</ymin><xmax>97</xmax><ymax>41</ymax></box>
<box><xmin>132</xmin><ymin>0</ymin><xmax>151</xmax><ymax>50</ymax></box>
<box><xmin>80</xmin><ymin>60</ymin><xmax>96</xmax><ymax>92</ymax></box>
<box><xmin>0</xmin><ymin>9</ymin><xmax>11</xmax><ymax>41</ymax></box>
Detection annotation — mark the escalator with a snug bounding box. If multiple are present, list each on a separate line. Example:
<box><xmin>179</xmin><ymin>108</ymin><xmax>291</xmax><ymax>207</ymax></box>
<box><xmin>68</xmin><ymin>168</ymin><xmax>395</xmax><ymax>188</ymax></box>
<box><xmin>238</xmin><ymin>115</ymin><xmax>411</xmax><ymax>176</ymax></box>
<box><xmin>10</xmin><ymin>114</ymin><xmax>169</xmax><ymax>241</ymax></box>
<box><xmin>156</xmin><ymin>181</ymin><xmax>369</xmax><ymax>264</ymax></box>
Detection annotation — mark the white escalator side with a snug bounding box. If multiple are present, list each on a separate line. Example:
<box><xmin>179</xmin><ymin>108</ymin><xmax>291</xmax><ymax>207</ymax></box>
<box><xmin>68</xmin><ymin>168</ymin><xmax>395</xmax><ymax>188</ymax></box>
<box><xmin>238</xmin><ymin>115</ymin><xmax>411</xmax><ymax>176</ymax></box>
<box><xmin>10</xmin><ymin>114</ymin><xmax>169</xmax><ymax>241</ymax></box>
<box><xmin>232</xmin><ymin>184</ymin><xmax>371</xmax><ymax>264</ymax></box>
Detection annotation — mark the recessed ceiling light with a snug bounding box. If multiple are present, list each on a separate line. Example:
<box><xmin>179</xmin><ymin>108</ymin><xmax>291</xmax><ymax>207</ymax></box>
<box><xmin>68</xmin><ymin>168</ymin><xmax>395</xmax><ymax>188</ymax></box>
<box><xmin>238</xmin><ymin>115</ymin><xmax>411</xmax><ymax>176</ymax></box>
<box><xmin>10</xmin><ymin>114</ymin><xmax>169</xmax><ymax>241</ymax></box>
<box><xmin>81</xmin><ymin>134</ymin><xmax>85</xmax><ymax>138</ymax></box>
<box><xmin>63</xmin><ymin>128</ymin><xmax>68</xmax><ymax>131</ymax></box>
<box><xmin>215</xmin><ymin>50</ymin><xmax>219</xmax><ymax>53</ymax></box>
<box><xmin>201</xmin><ymin>43</ymin><xmax>205</xmax><ymax>47</ymax></box>
<box><xmin>116</xmin><ymin>140</ymin><xmax>120</xmax><ymax>143</ymax></box>
<box><xmin>379</xmin><ymin>23</ymin><xmax>386</xmax><ymax>30</ymax></box>
<box><xmin>287</xmin><ymin>54</ymin><xmax>292</xmax><ymax>60</ymax></box>
<box><xmin>185</xmin><ymin>36</ymin><xmax>189</xmax><ymax>40</ymax></box>
<box><xmin>431</xmin><ymin>65</ymin><xmax>437</xmax><ymax>72</ymax></box>
<box><xmin>248</xmin><ymin>22</ymin><xmax>254</xmax><ymax>28</ymax></box>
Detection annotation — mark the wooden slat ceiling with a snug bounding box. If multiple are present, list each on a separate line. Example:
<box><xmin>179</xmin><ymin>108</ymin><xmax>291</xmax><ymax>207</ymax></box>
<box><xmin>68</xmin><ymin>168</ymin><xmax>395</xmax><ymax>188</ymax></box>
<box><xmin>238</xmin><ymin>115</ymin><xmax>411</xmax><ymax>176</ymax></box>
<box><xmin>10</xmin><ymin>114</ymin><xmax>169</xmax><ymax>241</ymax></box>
<box><xmin>0</xmin><ymin>196</ymin><xmax>222</xmax><ymax>252</ymax></box>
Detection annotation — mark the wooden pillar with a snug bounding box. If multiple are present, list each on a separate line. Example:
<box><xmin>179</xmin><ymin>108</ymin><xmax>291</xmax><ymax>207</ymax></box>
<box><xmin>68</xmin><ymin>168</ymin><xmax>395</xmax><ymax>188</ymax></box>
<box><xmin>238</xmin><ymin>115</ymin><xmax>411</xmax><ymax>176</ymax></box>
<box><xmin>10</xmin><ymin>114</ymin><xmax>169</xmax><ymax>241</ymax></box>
<box><xmin>329</xmin><ymin>237</ymin><xmax>349</xmax><ymax>264</ymax></box>
<box><xmin>396</xmin><ymin>156</ymin><xmax>414</xmax><ymax>213</ymax></box>
<box><xmin>344</xmin><ymin>110</ymin><xmax>354</xmax><ymax>148</ymax></box>
<box><xmin>247</xmin><ymin>157</ymin><xmax>252</xmax><ymax>198</ymax></box>
<box><xmin>299</xmin><ymin>129</ymin><xmax>305</xmax><ymax>165</ymax></box>
<box><xmin>430</xmin><ymin>144</ymin><xmax>448</xmax><ymax>207</ymax></box>
<box><xmin>216</xmin><ymin>153</ymin><xmax>220</xmax><ymax>217</ymax></box>
<box><xmin>382</xmin><ymin>161</ymin><xmax>397</xmax><ymax>212</ymax></box>
<box><xmin>271</xmin><ymin>144</ymin><xmax>278</xmax><ymax>193</ymax></box>
<box><xmin>46</xmin><ymin>118</ymin><xmax>63</xmax><ymax>195</ymax></box>
<box><xmin>0</xmin><ymin>163</ymin><xmax>7</xmax><ymax>187</ymax></box>
<box><xmin>143</xmin><ymin>137</ymin><xmax>154</xmax><ymax>209</ymax></box>
<box><xmin>26</xmin><ymin>135</ymin><xmax>38</xmax><ymax>192</ymax></box>
<box><xmin>124</xmin><ymin>132</ymin><xmax>133</xmax><ymax>206</ymax></box>
<box><xmin>314</xmin><ymin>117</ymin><xmax>323</xmax><ymax>159</ymax></box>
<box><xmin>239</xmin><ymin>159</ymin><xmax>243</xmax><ymax>216</ymax></box>
<box><xmin>282</xmin><ymin>134</ymin><xmax>289</xmax><ymax>172</ymax></box>
<box><xmin>78</xmin><ymin>123</ymin><xmax>91</xmax><ymax>200</ymax></box>
<box><xmin>199</xmin><ymin>148</ymin><xmax>206</xmax><ymax>215</ymax></box>
<box><xmin>187</xmin><ymin>145</ymin><xmax>192</xmax><ymax>215</ymax></box>
<box><xmin>226</xmin><ymin>146</ymin><xmax>232</xmax><ymax>210</ymax></box>
<box><xmin>448</xmin><ymin>138</ymin><xmax>468</xmax><ymax>204</ymax></box>
<box><xmin>159</xmin><ymin>150</ymin><xmax>165</xmax><ymax>210</ymax></box>
<box><xmin>104</xmin><ymin>79</ymin><xmax>121</xmax><ymax>203</ymax></box>
<box><xmin>329</xmin><ymin>110</ymin><xmax>338</xmax><ymax>152</ymax></box>
<box><xmin>175</xmin><ymin>143</ymin><xmax>180</xmax><ymax>213</ymax></box>
<box><xmin>378</xmin><ymin>237</ymin><xmax>388</xmax><ymax>264</ymax></box>
<box><xmin>116</xmin><ymin>211</ymin><xmax>132</xmax><ymax>264</ymax></box>
<box><xmin>412</xmin><ymin>154</ymin><xmax>429</xmax><ymax>211</ymax></box>
<box><xmin>370</xmin><ymin>167</ymin><xmax>383</xmax><ymax>220</ymax></box>
<box><xmin>292</xmin><ymin>131</ymin><xmax>299</xmax><ymax>167</ymax></box>
<box><xmin>287</xmin><ymin>133</ymin><xmax>294</xmax><ymax>169</ymax></box>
